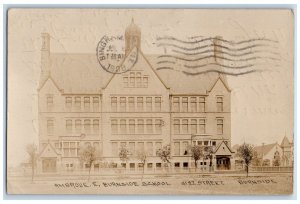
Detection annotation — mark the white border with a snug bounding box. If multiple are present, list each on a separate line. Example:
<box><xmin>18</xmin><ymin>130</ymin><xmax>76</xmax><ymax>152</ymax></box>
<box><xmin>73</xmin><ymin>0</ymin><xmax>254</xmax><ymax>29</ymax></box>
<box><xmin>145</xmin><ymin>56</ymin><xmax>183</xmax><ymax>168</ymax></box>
<box><xmin>1</xmin><ymin>0</ymin><xmax>299</xmax><ymax>203</ymax></box>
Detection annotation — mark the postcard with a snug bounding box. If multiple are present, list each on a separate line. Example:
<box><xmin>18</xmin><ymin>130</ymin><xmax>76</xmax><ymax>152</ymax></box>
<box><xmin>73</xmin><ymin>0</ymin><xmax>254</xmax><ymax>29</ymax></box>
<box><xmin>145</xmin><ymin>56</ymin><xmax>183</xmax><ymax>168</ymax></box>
<box><xmin>6</xmin><ymin>8</ymin><xmax>294</xmax><ymax>195</ymax></box>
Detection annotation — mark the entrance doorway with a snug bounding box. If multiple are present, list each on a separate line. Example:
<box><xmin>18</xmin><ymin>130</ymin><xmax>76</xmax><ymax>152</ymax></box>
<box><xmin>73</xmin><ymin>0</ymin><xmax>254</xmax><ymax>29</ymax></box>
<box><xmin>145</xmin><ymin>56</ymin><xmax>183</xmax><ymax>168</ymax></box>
<box><xmin>216</xmin><ymin>156</ymin><xmax>231</xmax><ymax>170</ymax></box>
<box><xmin>42</xmin><ymin>158</ymin><xmax>57</xmax><ymax>172</ymax></box>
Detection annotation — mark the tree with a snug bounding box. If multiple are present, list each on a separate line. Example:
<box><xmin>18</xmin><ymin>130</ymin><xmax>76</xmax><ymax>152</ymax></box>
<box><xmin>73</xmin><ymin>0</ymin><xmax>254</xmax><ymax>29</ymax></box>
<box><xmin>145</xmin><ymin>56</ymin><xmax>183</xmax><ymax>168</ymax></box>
<box><xmin>26</xmin><ymin>143</ymin><xmax>38</xmax><ymax>183</ymax></box>
<box><xmin>136</xmin><ymin>149</ymin><xmax>147</xmax><ymax>179</ymax></box>
<box><xmin>272</xmin><ymin>157</ymin><xmax>281</xmax><ymax>167</ymax></box>
<box><xmin>237</xmin><ymin>143</ymin><xmax>255</xmax><ymax>177</ymax></box>
<box><xmin>251</xmin><ymin>151</ymin><xmax>262</xmax><ymax>166</ymax></box>
<box><xmin>156</xmin><ymin>145</ymin><xmax>171</xmax><ymax>168</ymax></box>
<box><xmin>203</xmin><ymin>146</ymin><xmax>214</xmax><ymax>171</ymax></box>
<box><xmin>119</xmin><ymin>146</ymin><xmax>130</xmax><ymax>169</ymax></box>
<box><xmin>189</xmin><ymin>145</ymin><xmax>204</xmax><ymax>170</ymax></box>
<box><xmin>79</xmin><ymin>145</ymin><xmax>99</xmax><ymax>181</ymax></box>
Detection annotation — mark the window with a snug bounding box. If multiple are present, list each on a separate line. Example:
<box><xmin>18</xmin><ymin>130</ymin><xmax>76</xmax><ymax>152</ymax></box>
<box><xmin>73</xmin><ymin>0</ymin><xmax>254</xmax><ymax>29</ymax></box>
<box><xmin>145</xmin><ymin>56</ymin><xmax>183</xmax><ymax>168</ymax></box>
<box><xmin>47</xmin><ymin>96</ymin><xmax>53</xmax><ymax>110</ymax></box>
<box><xmin>120</xmin><ymin>97</ymin><xmax>126</xmax><ymax>112</ymax></box>
<box><xmin>84</xmin><ymin>97</ymin><xmax>90</xmax><ymax>111</ymax></box>
<box><xmin>129</xmin><ymin>142</ymin><xmax>135</xmax><ymax>155</ymax></box>
<box><xmin>155</xmin><ymin>97</ymin><xmax>161</xmax><ymax>112</ymax></box>
<box><xmin>120</xmin><ymin>119</ymin><xmax>126</xmax><ymax>133</ymax></box>
<box><xmin>182</xmin><ymin>97</ymin><xmax>188</xmax><ymax>112</ymax></box>
<box><xmin>146</xmin><ymin>97</ymin><xmax>152</xmax><ymax>111</ymax></box>
<box><xmin>137</xmin><ymin>97</ymin><xmax>143</xmax><ymax>111</ymax></box>
<box><xmin>137</xmin><ymin>119</ymin><xmax>144</xmax><ymax>133</ymax></box>
<box><xmin>182</xmin><ymin>142</ymin><xmax>188</xmax><ymax>155</ymax></box>
<box><xmin>143</xmin><ymin>76</ymin><xmax>148</xmax><ymax>87</ymax></box>
<box><xmin>217</xmin><ymin>97</ymin><xmax>223</xmax><ymax>112</ymax></box>
<box><xmin>136</xmin><ymin>72</ymin><xmax>142</xmax><ymax>87</ymax></box>
<box><xmin>123</xmin><ymin>77</ymin><xmax>128</xmax><ymax>87</ymax></box>
<box><xmin>111</xmin><ymin>119</ymin><xmax>118</xmax><ymax>134</ymax></box>
<box><xmin>146</xmin><ymin>119</ymin><xmax>153</xmax><ymax>133</ymax></box>
<box><xmin>70</xmin><ymin>142</ymin><xmax>76</xmax><ymax>156</ymax></box>
<box><xmin>191</xmin><ymin>119</ymin><xmax>197</xmax><ymax>134</ymax></box>
<box><xmin>75</xmin><ymin>97</ymin><xmax>81</xmax><ymax>110</ymax></box>
<box><xmin>112</xmin><ymin>142</ymin><xmax>118</xmax><ymax>156</ymax></box>
<box><xmin>63</xmin><ymin>142</ymin><xmax>69</xmax><ymax>157</ymax></box>
<box><xmin>212</xmin><ymin>141</ymin><xmax>216</xmax><ymax>146</ymax></box>
<box><xmin>129</xmin><ymin>119</ymin><xmax>135</xmax><ymax>134</ymax></box>
<box><xmin>155</xmin><ymin>119</ymin><xmax>162</xmax><ymax>134</ymax></box>
<box><xmin>66</xmin><ymin>119</ymin><xmax>72</xmax><ymax>133</ymax></box>
<box><xmin>93</xmin><ymin>119</ymin><xmax>99</xmax><ymax>133</ymax></box>
<box><xmin>199</xmin><ymin>97</ymin><xmax>205</xmax><ymax>112</ymax></box>
<box><xmin>47</xmin><ymin>119</ymin><xmax>54</xmax><ymax>134</ymax></box>
<box><xmin>75</xmin><ymin>119</ymin><xmax>81</xmax><ymax>133</ymax></box>
<box><xmin>128</xmin><ymin>97</ymin><xmax>135</xmax><ymax>112</ymax></box>
<box><xmin>182</xmin><ymin>119</ymin><xmax>188</xmax><ymax>134</ymax></box>
<box><xmin>155</xmin><ymin>142</ymin><xmax>162</xmax><ymax>156</ymax></box>
<box><xmin>66</xmin><ymin>97</ymin><xmax>72</xmax><ymax>110</ymax></box>
<box><xmin>84</xmin><ymin>119</ymin><xmax>91</xmax><ymax>133</ymax></box>
<box><xmin>173</xmin><ymin>97</ymin><xmax>180</xmax><ymax>112</ymax></box>
<box><xmin>111</xmin><ymin>97</ymin><xmax>117</xmax><ymax>112</ymax></box>
<box><xmin>137</xmin><ymin>142</ymin><xmax>144</xmax><ymax>152</ymax></box>
<box><xmin>130</xmin><ymin>72</ymin><xmax>135</xmax><ymax>87</ymax></box>
<box><xmin>199</xmin><ymin>119</ymin><xmax>206</xmax><ymax>134</ymax></box>
<box><xmin>174</xmin><ymin>142</ymin><xmax>180</xmax><ymax>156</ymax></box>
<box><xmin>93</xmin><ymin>97</ymin><xmax>99</xmax><ymax>112</ymax></box>
<box><xmin>190</xmin><ymin>97</ymin><xmax>197</xmax><ymax>112</ymax></box>
<box><xmin>174</xmin><ymin>163</ymin><xmax>180</xmax><ymax>168</ymax></box>
<box><xmin>204</xmin><ymin>141</ymin><xmax>208</xmax><ymax>146</ymax></box>
<box><xmin>174</xmin><ymin>119</ymin><xmax>180</xmax><ymax>134</ymax></box>
<box><xmin>147</xmin><ymin>142</ymin><xmax>153</xmax><ymax>156</ymax></box>
<box><xmin>217</xmin><ymin>119</ymin><xmax>224</xmax><ymax>134</ymax></box>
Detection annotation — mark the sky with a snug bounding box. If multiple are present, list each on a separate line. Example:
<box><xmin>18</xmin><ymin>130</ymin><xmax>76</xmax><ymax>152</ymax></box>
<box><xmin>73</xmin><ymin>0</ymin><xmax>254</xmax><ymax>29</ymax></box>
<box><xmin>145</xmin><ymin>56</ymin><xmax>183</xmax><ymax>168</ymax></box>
<box><xmin>7</xmin><ymin>9</ymin><xmax>294</xmax><ymax>166</ymax></box>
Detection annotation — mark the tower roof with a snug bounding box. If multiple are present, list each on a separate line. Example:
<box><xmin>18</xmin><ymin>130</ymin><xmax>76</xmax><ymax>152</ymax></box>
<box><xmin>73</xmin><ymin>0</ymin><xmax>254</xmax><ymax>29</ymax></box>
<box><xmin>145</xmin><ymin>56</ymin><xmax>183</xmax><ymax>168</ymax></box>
<box><xmin>281</xmin><ymin>136</ymin><xmax>291</xmax><ymax>147</ymax></box>
<box><xmin>125</xmin><ymin>18</ymin><xmax>141</xmax><ymax>36</ymax></box>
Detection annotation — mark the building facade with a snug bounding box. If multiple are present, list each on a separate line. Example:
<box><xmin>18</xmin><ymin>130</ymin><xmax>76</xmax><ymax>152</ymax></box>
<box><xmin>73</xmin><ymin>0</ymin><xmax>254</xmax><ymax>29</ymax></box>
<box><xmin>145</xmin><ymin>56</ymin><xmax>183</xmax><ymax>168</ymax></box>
<box><xmin>37</xmin><ymin>21</ymin><xmax>233</xmax><ymax>173</ymax></box>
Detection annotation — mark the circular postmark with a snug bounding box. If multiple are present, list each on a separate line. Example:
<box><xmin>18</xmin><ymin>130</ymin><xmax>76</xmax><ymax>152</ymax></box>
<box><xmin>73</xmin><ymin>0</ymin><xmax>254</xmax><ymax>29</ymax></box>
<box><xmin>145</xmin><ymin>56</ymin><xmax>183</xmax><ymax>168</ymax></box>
<box><xmin>96</xmin><ymin>35</ymin><xmax>138</xmax><ymax>74</ymax></box>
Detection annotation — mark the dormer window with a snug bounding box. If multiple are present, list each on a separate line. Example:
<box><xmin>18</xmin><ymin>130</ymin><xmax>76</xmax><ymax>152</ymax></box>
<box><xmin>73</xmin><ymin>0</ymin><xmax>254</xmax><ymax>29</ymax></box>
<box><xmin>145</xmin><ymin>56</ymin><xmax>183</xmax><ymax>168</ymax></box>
<box><xmin>123</xmin><ymin>72</ymin><xmax>149</xmax><ymax>88</ymax></box>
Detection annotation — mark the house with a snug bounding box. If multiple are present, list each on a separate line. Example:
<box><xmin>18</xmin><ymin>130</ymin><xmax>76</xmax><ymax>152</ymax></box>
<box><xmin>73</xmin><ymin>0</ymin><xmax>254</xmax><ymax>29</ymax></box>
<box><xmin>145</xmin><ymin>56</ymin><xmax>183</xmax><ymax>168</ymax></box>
<box><xmin>37</xmin><ymin>20</ymin><xmax>233</xmax><ymax>173</ymax></box>
<box><xmin>252</xmin><ymin>136</ymin><xmax>293</xmax><ymax>167</ymax></box>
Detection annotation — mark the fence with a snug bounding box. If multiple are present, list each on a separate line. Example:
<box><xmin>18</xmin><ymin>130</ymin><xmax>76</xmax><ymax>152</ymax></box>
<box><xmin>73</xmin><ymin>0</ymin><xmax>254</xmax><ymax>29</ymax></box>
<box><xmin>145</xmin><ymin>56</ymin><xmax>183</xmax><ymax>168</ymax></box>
<box><xmin>250</xmin><ymin>166</ymin><xmax>293</xmax><ymax>172</ymax></box>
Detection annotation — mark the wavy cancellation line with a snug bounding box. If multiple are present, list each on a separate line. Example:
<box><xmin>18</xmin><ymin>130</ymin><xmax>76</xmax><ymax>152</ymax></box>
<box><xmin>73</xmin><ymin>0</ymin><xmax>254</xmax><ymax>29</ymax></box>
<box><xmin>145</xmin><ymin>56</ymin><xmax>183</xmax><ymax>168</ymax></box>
<box><xmin>156</xmin><ymin>61</ymin><xmax>255</xmax><ymax>69</ymax></box>
<box><xmin>158</xmin><ymin>54</ymin><xmax>279</xmax><ymax>62</ymax></box>
<box><xmin>181</xmin><ymin>69</ymin><xmax>258</xmax><ymax>76</ymax></box>
<box><xmin>157</xmin><ymin>36</ymin><xmax>278</xmax><ymax>45</ymax></box>
<box><xmin>172</xmin><ymin>49</ymin><xmax>280</xmax><ymax>58</ymax></box>
<box><xmin>157</xmin><ymin>43</ymin><xmax>277</xmax><ymax>52</ymax></box>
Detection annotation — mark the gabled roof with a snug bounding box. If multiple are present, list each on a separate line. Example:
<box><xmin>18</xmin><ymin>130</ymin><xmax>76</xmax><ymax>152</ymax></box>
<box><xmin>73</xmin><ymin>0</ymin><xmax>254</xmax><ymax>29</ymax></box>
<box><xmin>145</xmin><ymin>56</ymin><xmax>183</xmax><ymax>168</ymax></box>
<box><xmin>214</xmin><ymin>141</ymin><xmax>235</xmax><ymax>155</ymax></box>
<box><xmin>208</xmin><ymin>75</ymin><xmax>231</xmax><ymax>92</ymax></box>
<box><xmin>38</xmin><ymin>74</ymin><xmax>63</xmax><ymax>93</ymax></box>
<box><xmin>253</xmin><ymin>143</ymin><xmax>278</xmax><ymax>156</ymax></box>
<box><xmin>39</xmin><ymin>142</ymin><xmax>60</xmax><ymax>158</ymax></box>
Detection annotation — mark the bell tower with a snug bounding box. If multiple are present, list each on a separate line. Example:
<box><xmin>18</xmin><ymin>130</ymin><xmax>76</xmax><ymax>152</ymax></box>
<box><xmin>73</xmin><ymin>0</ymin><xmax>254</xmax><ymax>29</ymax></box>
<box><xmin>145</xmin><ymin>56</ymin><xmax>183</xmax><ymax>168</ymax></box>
<box><xmin>125</xmin><ymin>18</ymin><xmax>141</xmax><ymax>56</ymax></box>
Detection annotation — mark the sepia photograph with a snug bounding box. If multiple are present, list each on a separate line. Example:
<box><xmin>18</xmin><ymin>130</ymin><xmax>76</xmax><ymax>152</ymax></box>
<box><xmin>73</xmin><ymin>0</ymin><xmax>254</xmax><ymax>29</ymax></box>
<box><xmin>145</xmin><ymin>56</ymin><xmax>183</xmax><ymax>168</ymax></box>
<box><xmin>6</xmin><ymin>8</ymin><xmax>294</xmax><ymax>195</ymax></box>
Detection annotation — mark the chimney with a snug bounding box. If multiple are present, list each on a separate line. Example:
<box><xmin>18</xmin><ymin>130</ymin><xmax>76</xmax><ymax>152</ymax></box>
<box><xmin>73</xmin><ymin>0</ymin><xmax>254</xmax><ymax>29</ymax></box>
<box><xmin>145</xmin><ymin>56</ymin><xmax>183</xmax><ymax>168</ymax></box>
<box><xmin>40</xmin><ymin>33</ymin><xmax>50</xmax><ymax>78</ymax></box>
<box><xmin>213</xmin><ymin>36</ymin><xmax>223</xmax><ymax>64</ymax></box>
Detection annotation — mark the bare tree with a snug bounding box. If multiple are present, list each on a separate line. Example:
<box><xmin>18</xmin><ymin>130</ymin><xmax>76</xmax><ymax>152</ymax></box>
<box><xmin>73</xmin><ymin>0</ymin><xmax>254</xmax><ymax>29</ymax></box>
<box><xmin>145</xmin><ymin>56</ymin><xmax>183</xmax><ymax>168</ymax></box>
<box><xmin>136</xmin><ymin>149</ymin><xmax>147</xmax><ymax>179</ymax></box>
<box><xmin>189</xmin><ymin>145</ymin><xmax>204</xmax><ymax>171</ymax></box>
<box><xmin>26</xmin><ymin>143</ymin><xmax>38</xmax><ymax>183</ymax></box>
<box><xmin>79</xmin><ymin>145</ymin><xmax>99</xmax><ymax>181</ymax></box>
<box><xmin>237</xmin><ymin>143</ymin><xmax>255</xmax><ymax>177</ymax></box>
